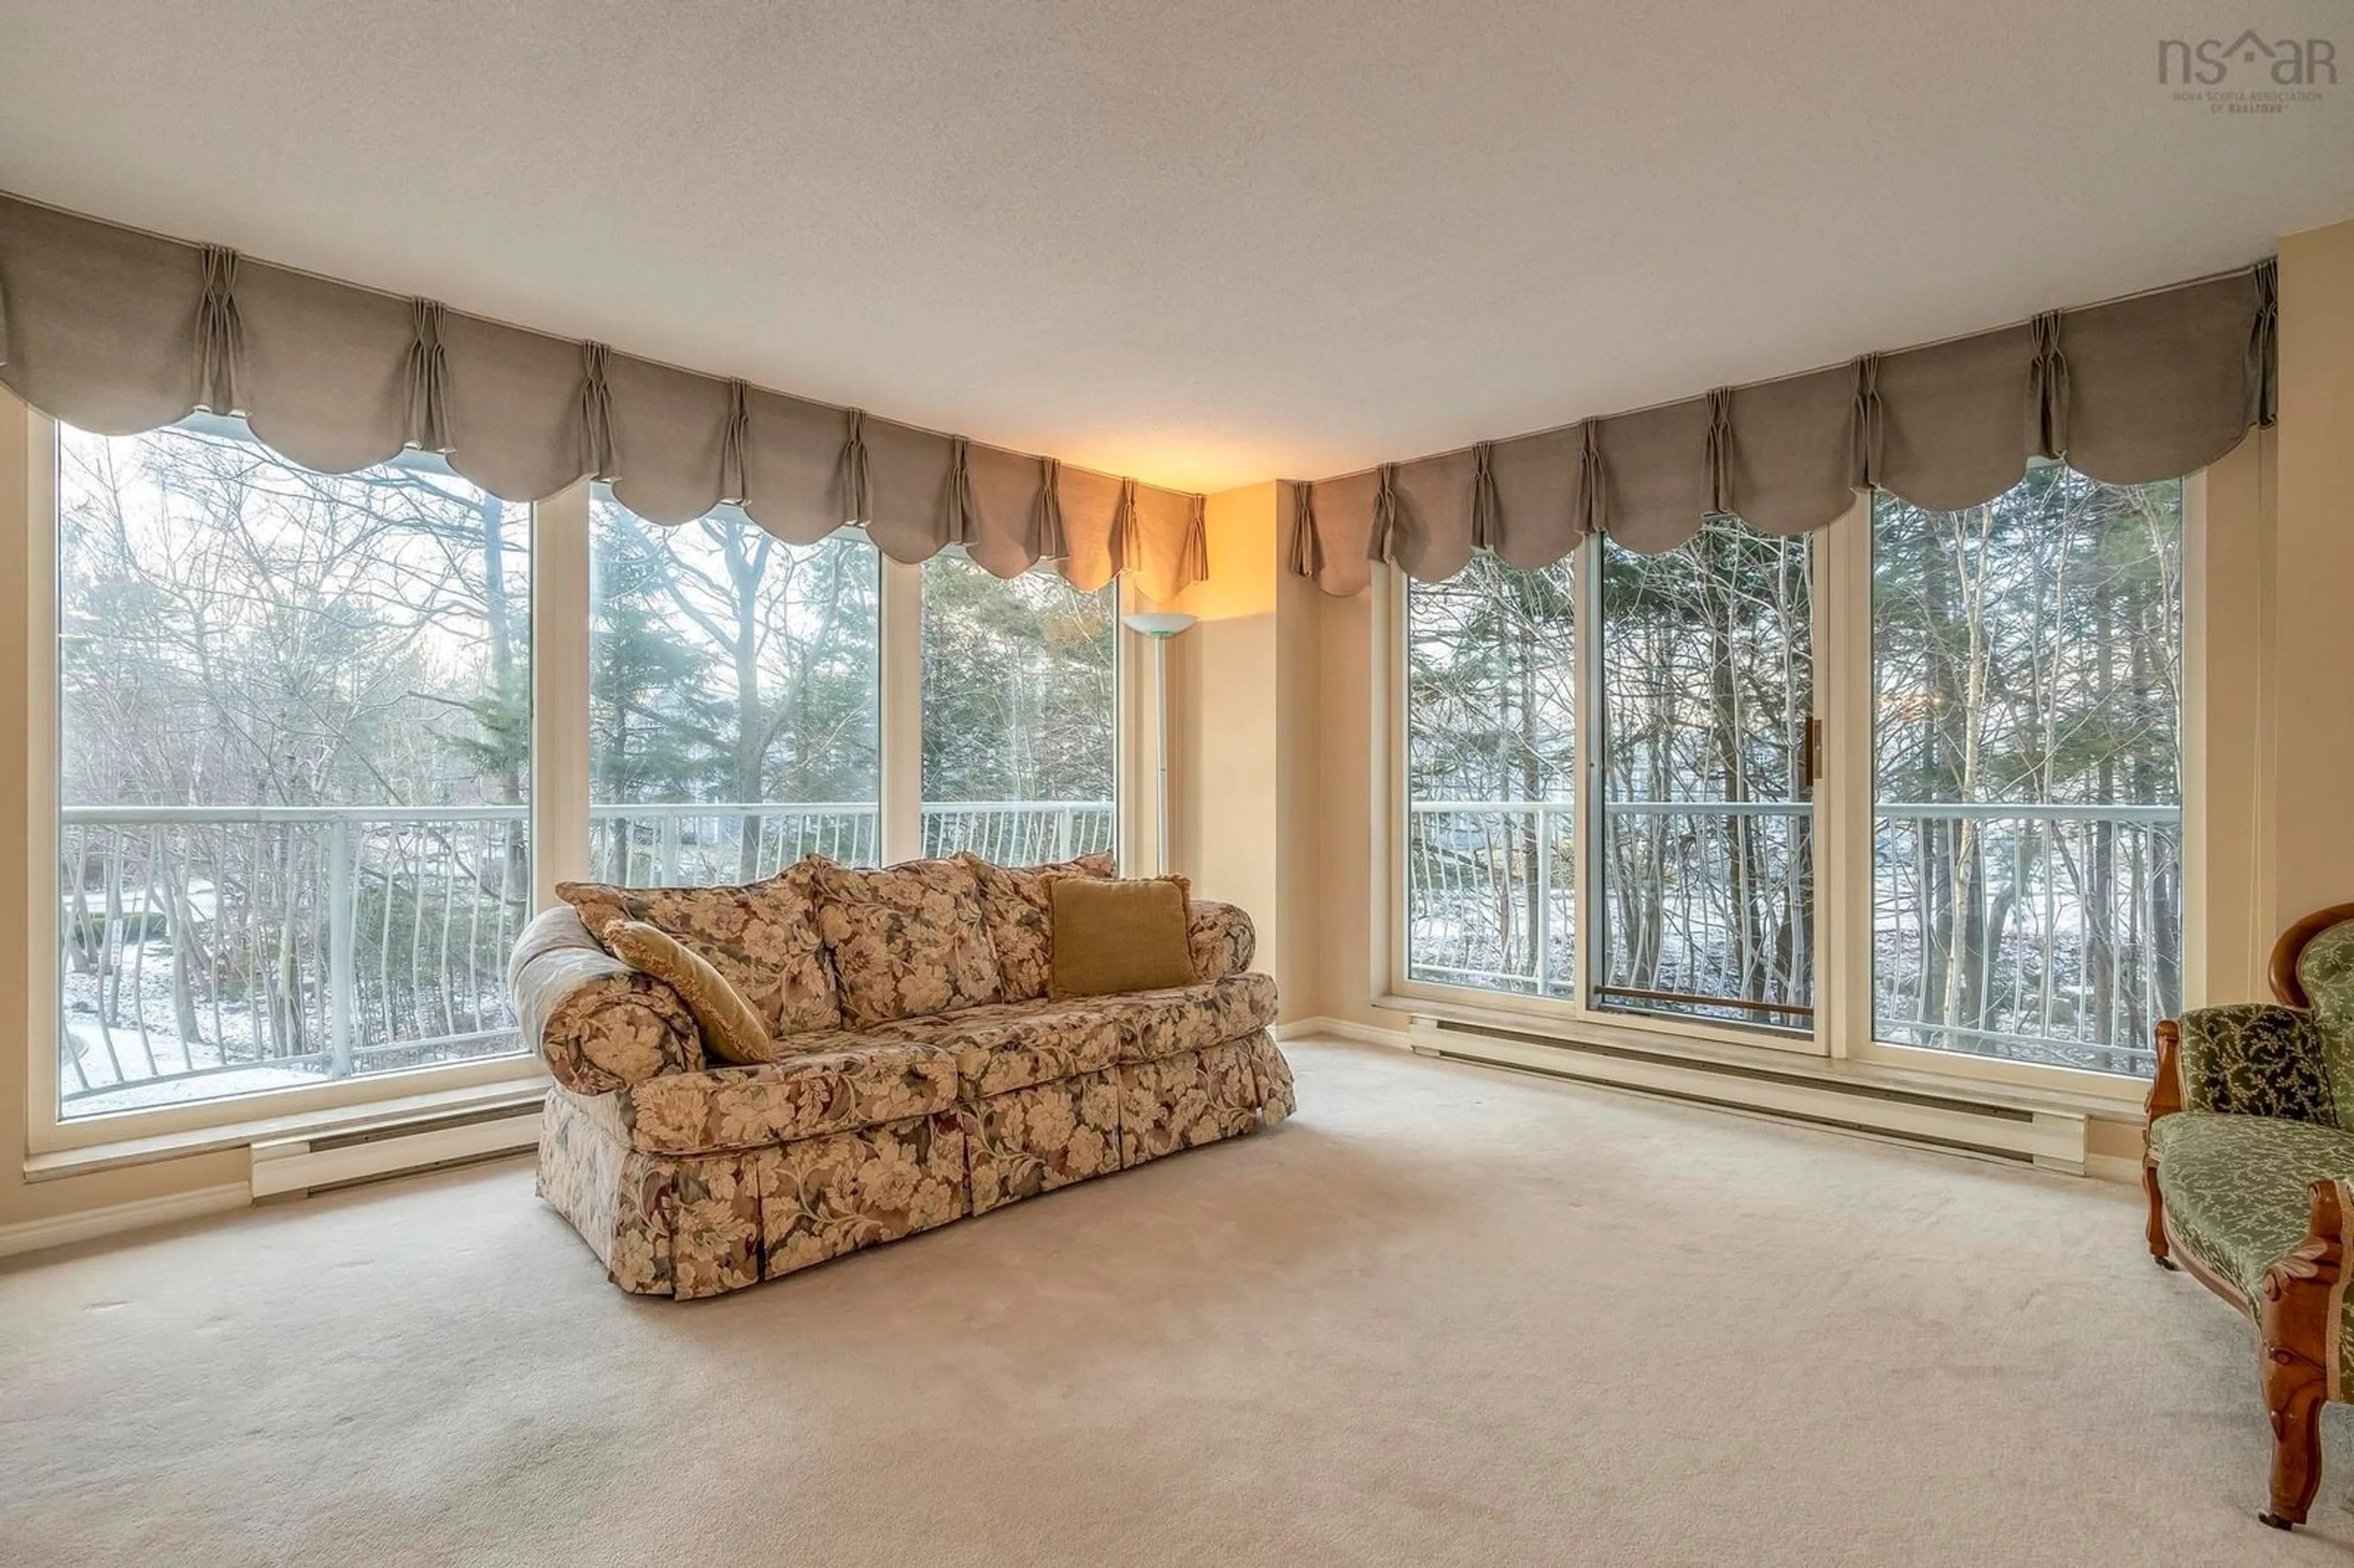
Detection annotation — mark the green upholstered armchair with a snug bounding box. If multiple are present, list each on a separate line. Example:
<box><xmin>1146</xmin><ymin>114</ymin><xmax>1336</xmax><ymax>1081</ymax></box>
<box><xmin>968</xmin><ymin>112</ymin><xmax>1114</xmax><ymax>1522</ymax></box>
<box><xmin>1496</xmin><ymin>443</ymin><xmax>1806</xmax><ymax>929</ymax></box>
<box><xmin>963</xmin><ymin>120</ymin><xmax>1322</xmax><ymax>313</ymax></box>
<box><xmin>2144</xmin><ymin>904</ymin><xmax>2354</xmax><ymax>1530</ymax></box>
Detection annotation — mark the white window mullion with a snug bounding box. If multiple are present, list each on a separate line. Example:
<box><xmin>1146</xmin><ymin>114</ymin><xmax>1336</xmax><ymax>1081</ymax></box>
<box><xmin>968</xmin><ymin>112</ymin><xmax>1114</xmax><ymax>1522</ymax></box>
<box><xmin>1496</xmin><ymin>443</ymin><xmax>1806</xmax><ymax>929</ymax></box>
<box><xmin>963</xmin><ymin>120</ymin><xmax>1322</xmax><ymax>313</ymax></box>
<box><xmin>530</xmin><ymin>481</ymin><xmax>591</xmax><ymax>906</ymax></box>
<box><xmin>16</xmin><ymin>402</ymin><xmax>63</xmax><ymax>1147</ymax></box>
<box><xmin>879</xmin><ymin>557</ymin><xmax>924</xmax><ymax>865</ymax></box>
<box><xmin>1571</xmin><ymin>535</ymin><xmax>1603</xmax><ymax>1016</ymax></box>
<box><xmin>1815</xmin><ymin>495</ymin><xmax>1873</xmax><ymax>1061</ymax></box>
<box><xmin>1375</xmin><ymin>563</ymin><xmax>1406</xmax><ymax>993</ymax></box>
<box><xmin>1116</xmin><ymin>574</ymin><xmax>1151</xmax><ymax>873</ymax></box>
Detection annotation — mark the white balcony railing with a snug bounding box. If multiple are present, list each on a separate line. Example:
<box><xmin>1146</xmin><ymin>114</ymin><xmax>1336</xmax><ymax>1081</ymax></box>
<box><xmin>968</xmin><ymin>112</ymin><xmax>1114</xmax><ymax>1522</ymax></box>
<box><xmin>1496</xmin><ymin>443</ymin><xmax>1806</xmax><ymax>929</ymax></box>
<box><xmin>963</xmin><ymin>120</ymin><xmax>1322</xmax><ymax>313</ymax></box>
<box><xmin>1407</xmin><ymin>797</ymin><xmax>2181</xmax><ymax>1073</ymax></box>
<box><xmin>57</xmin><ymin>800</ymin><xmax>1113</xmax><ymax>1117</ymax></box>
<box><xmin>59</xmin><ymin>790</ymin><xmax>2173</xmax><ymax>1117</ymax></box>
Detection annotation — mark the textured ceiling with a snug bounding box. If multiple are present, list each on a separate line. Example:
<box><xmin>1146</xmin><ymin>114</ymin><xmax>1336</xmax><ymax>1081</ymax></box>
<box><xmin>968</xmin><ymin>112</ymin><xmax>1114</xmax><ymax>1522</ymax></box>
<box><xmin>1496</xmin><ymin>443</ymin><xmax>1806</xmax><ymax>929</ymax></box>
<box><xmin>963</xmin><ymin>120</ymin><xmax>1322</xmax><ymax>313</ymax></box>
<box><xmin>0</xmin><ymin>1</ymin><xmax>2347</xmax><ymax>493</ymax></box>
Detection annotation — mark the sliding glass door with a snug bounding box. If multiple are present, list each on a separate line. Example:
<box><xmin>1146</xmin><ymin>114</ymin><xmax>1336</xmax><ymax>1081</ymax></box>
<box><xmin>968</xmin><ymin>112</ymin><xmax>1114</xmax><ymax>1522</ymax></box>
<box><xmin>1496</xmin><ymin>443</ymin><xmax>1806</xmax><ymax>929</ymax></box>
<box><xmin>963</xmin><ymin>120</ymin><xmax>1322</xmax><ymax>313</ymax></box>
<box><xmin>1400</xmin><ymin>523</ymin><xmax>1815</xmax><ymax>1036</ymax></box>
<box><xmin>1596</xmin><ymin>518</ymin><xmax>1814</xmax><ymax>1032</ymax></box>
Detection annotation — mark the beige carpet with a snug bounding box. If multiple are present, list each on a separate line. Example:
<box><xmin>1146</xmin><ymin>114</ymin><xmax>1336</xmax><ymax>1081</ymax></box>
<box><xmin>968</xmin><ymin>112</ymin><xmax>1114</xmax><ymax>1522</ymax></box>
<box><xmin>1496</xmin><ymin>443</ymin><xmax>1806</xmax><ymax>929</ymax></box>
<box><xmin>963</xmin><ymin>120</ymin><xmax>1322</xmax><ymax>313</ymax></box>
<box><xmin>1</xmin><ymin>1040</ymin><xmax>2344</xmax><ymax>1566</ymax></box>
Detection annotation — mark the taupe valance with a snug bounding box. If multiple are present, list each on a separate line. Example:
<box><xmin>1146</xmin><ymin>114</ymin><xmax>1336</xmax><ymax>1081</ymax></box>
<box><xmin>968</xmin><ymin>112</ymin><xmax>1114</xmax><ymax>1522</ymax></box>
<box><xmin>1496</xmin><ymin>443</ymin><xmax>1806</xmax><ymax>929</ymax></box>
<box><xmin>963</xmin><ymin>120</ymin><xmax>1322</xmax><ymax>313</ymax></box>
<box><xmin>1291</xmin><ymin>261</ymin><xmax>2277</xmax><ymax>596</ymax></box>
<box><xmin>0</xmin><ymin>192</ymin><xmax>1208</xmax><ymax>601</ymax></box>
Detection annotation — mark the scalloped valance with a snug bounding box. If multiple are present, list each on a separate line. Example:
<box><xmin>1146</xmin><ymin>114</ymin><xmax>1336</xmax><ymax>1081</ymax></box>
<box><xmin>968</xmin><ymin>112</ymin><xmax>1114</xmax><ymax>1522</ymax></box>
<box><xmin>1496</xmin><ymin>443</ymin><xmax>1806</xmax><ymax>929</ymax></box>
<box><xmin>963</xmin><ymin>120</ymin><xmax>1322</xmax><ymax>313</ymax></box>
<box><xmin>0</xmin><ymin>192</ymin><xmax>1208</xmax><ymax>601</ymax></box>
<box><xmin>1289</xmin><ymin>260</ymin><xmax>2277</xmax><ymax>596</ymax></box>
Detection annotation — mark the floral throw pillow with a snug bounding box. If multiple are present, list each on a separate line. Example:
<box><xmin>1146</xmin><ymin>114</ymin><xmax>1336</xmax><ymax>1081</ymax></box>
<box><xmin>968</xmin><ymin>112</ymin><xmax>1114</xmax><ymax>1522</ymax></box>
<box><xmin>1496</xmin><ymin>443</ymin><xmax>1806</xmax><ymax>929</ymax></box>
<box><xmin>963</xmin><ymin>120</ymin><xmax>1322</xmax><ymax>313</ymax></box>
<box><xmin>807</xmin><ymin>856</ymin><xmax>1005</xmax><ymax>1027</ymax></box>
<box><xmin>557</xmin><ymin>862</ymin><xmax>841</xmax><ymax>1037</ymax></box>
<box><xmin>959</xmin><ymin>851</ymin><xmax>1117</xmax><ymax>1002</ymax></box>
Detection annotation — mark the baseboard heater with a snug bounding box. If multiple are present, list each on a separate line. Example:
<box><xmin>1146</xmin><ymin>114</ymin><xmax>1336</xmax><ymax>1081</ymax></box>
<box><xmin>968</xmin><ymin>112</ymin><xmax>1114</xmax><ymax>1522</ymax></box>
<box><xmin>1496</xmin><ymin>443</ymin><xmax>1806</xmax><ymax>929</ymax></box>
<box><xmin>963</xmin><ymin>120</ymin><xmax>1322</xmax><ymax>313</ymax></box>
<box><xmin>249</xmin><ymin>1099</ymin><xmax>543</xmax><ymax>1200</ymax></box>
<box><xmin>1406</xmin><ymin>1015</ymin><xmax>2089</xmax><ymax>1174</ymax></box>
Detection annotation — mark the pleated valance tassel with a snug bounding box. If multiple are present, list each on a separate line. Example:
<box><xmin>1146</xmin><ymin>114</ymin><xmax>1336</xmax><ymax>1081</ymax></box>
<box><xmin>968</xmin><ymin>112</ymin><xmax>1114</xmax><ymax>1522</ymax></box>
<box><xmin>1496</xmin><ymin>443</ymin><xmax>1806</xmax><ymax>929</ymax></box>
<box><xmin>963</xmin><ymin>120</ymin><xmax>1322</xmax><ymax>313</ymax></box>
<box><xmin>1288</xmin><ymin>481</ymin><xmax>1323</xmax><ymax>579</ymax></box>
<box><xmin>1034</xmin><ymin>457</ymin><xmax>1069</xmax><ymax>561</ymax></box>
<box><xmin>718</xmin><ymin>379</ymin><xmax>750</xmax><ymax>504</ymax></box>
<box><xmin>1848</xmin><ymin>354</ymin><xmax>1884</xmax><ymax>490</ymax></box>
<box><xmin>403</xmin><ymin>299</ymin><xmax>451</xmax><ymax>452</ymax></box>
<box><xmin>194</xmin><ymin>244</ymin><xmax>244</xmax><ymax>416</ymax></box>
<box><xmin>2250</xmin><ymin>257</ymin><xmax>2280</xmax><ymax>428</ymax></box>
<box><xmin>2030</xmin><ymin>310</ymin><xmax>2070</xmax><ymax>460</ymax></box>
<box><xmin>1367</xmin><ymin>463</ymin><xmax>1401</xmax><ymax>564</ymax></box>
<box><xmin>1704</xmin><ymin>388</ymin><xmax>1735</xmax><ymax>517</ymax></box>
<box><xmin>577</xmin><ymin>341</ymin><xmax>617</xmax><ymax>481</ymax></box>
<box><xmin>838</xmin><ymin>408</ymin><xmax>872</xmax><ymax>527</ymax></box>
<box><xmin>1575</xmin><ymin>421</ymin><xmax>1609</xmax><ymax>539</ymax></box>
<box><xmin>947</xmin><ymin>437</ymin><xmax>980</xmax><ymax>547</ymax></box>
<box><xmin>1179</xmin><ymin>493</ymin><xmax>1209</xmax><ymax>588</ymax></box>
<box><xmin>1469</xmin><ymin>441</ymin><xmax>1502</xmax><ymax>554</ymax></box>
<box><xmin>1113</xmin><ymin>477</ymin><xmax>1143</xmax><ymax>573</ymax></box>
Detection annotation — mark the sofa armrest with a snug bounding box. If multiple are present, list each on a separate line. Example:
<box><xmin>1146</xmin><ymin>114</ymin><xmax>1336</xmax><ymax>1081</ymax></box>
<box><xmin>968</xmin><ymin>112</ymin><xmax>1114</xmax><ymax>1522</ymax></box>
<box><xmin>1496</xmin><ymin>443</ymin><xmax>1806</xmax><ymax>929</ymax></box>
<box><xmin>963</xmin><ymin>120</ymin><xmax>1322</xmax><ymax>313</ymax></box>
<box><xmin>2171</xmin><ymin>1002</ymin><xmax>2336</xmax><ymax>1124</ymax></box>
<box><xmin>1188</xmin><ymin>899</ymin><xmax>1256</xmax><ymax>983</ymax></box>
<box><xmin>508</xmin><ymin>905</ymin><xmax>705</xmax><ymax>1095</ymax></box>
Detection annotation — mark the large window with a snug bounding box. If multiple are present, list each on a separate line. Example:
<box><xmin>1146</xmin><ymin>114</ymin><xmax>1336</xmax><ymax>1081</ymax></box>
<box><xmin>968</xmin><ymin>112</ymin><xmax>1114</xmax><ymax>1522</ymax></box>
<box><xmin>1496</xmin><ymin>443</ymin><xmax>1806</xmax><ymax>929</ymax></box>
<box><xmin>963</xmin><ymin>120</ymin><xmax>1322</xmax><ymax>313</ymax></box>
<box><xmin>1404</xmin><ymin>557</ymin><xmax>1575</xmax><ymax>994</ymax></box>
<box><xmin>39</xmin><ymin>417</ymin><xmax>1135</xmax><ymax>1136</ymax></box>
<box><xmin>588</xmin><ymin>489</ymin><xmax>880</xmax><ymax>882</ymax></box>
<box><xmin>920</xmin><ymin>552</ymin><xmax>1118</xmax><ymax>863</ymax></box>
<box><xmin>1598</xmin><ymin>521</ymin><xmax>1812</xmax><ymax>1029</ymax></box>
<box><xmin>1398</xmin><ymin>474</ymin><xmax>2186</xmax><ymax>1086</ymax></box>
<box><xmin>55</xmin><ymin>417</ymin><xmax>531</xmax><ymax>1118</ymax></box>
<box><xmin>1871</xmin><ymin>465</ymin><xmax>2183</xmax><ymax>1076</ymax></box>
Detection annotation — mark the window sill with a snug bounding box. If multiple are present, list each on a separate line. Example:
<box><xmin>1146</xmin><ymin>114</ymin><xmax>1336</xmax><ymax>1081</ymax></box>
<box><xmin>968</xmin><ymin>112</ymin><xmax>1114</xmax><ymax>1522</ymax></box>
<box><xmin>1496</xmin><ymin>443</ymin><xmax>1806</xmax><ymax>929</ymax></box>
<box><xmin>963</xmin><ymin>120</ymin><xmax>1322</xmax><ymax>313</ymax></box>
<box><xmin>22</xmin><ymin>1071</ymin><xmax>552</xmax><ymax>1184</ymax></box>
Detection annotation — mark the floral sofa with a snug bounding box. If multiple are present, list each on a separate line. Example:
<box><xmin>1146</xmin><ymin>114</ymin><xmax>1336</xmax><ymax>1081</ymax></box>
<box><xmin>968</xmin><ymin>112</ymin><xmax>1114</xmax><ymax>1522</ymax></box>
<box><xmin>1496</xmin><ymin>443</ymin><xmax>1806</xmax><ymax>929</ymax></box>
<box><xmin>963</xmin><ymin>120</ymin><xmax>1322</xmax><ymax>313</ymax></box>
<box><xmin>2144</xmin><ymin>903</ymin><xmax>2354</xmax><ymax>1530</ymax></box>
<box><xmin>509</xmin><ymin>853</ymin><xmax>1295</xmax><ymax>1300</ymax></box>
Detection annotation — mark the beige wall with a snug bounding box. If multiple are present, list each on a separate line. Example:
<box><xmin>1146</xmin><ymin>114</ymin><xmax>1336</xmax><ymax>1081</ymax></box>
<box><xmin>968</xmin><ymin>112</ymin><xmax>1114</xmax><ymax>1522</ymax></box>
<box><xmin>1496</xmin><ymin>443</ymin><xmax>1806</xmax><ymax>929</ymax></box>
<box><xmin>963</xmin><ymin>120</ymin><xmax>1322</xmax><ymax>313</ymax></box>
<box><xmin>1166</xmin><ymin>481</ymin><xmax>1323</xmax><ymax>1018</ymax></box>
<box><xmin>2269</xmin><ymin>219</ymin><xmax>2354</xmax><ymax>935</ymax></box>
<box><xmin>1314</xmin><ymin>585</ymin><xmax>1384</xmax><ymax>1030</ymax></box>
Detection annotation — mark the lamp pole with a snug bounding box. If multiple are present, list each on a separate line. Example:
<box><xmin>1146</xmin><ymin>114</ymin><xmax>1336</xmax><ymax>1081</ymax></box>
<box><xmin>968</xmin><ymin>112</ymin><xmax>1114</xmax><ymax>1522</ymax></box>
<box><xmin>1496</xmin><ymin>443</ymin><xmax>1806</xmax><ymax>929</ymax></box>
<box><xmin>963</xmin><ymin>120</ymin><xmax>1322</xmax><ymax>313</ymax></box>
<box><xmin>1121</xmin><ymin>612</ymin><xmax>1197</xmax><ymax>874</ymax></box>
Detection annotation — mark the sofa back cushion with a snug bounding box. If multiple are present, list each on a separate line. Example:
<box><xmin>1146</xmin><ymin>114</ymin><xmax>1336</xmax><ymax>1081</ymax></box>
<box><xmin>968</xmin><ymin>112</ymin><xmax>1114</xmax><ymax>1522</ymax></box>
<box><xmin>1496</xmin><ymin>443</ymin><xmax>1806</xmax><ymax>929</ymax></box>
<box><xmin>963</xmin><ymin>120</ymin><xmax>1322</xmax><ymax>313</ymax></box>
<box><xmin>2298</xmin><ymin>918</ymin><xmax>2354</xmax><ymax>1130</ymax></box>
<box><xmin>1049</xmin><ymin>875</ymin><xmax>1196</xmax><ymax>999</ymax></box>
<box><xmin>961</xmin><ymin>851</ymin><xmax>1117</xmax><ymax>1002</ymax></box>
<box><xmin>598</xmin><ymin>918</ymin><xmax>777</xmax><ymax>1065</ymax></box>
<box><xmin>557</xmin><ymin>864</ymin><xmax>841</xmax><ymax>1037</ymax></box>
<box><xmin>808</xmin><ymin>856</ymin><xmax>1005</xmax><ymax>1027</ymax></box>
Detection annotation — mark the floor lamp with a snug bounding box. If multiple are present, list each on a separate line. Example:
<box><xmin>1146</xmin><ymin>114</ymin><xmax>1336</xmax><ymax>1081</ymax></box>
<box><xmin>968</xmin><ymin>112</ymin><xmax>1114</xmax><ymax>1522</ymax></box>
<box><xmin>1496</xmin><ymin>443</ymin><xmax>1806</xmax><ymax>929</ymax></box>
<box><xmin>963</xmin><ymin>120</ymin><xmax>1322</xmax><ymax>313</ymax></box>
<box><xmin>1121</xmin><ymin>612</ymin><xmax>1196</xmax><ymax>873</ymax></box>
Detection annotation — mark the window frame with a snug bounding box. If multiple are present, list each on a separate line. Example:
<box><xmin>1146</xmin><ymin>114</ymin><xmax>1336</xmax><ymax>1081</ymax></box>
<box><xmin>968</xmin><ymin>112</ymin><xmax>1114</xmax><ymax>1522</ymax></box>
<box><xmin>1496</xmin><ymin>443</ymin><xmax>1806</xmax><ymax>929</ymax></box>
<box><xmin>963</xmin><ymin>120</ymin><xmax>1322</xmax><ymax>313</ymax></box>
<box><xmin>1829</xmin><ymin>473</ymin><xmax>2207</xmax><ymax>1103</ymax></box>
<box><xmin>20</xmin><ymin>411</ymin><xmax>1135</xmax><ymax>1153</ymax></box>
<box><xmin>1379</xmin><ymin>478</ymin><xmax>2209</xmax><ymax>1106</ymax></box>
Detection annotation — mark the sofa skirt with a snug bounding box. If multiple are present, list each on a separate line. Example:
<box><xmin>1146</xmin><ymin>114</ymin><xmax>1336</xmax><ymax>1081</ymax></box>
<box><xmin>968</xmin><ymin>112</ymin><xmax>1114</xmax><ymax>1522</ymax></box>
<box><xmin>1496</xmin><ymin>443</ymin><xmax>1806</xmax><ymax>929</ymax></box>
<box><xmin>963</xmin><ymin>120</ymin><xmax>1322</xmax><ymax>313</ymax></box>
<box><xmin>539</xmin><ymin>1028</ymin><xmax>1297</xmax><ymax>1298</ymax></box>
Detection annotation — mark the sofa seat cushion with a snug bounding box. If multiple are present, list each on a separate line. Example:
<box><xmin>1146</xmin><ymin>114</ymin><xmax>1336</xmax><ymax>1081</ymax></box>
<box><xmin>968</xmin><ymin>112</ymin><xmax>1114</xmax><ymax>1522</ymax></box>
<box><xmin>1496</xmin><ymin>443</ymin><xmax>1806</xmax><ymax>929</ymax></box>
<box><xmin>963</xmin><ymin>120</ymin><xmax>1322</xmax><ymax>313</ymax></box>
<box><xmin>860</xmin><ymin>998</ymin><xmax>1122</xmax><ymax>1097</ymax></box>
<box><xmin>1084</xmin><ymin>972</ymin><xmax>1280</xmax><ymax>1064</ymax></box>
<box><xmin>2152</xmin><ymin>1111</ymin><xmax>2354</xmax><ymax>1301</ymax></box>
<box><xmin>585</xmin><ymin>1038</ymin><xmax>959</xmax><ymax>1156</ymax></box>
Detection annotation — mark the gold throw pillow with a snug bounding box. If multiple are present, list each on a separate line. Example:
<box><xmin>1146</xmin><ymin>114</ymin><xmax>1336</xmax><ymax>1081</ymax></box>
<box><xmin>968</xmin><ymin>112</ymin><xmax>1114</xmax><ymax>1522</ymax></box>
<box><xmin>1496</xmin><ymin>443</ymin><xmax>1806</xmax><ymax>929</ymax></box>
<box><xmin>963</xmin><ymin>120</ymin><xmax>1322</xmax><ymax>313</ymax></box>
<box><xmin>599</xmin><ymin>918</ymin><xmax>778</xmax><ymax>1065</ymax></box>
<box><xmin>1049</xmin><ymin>876</ymin><xmax>1197</xmax><ymax>999</ymax></box>
<box><xmin>959</xmin><ymin>851</ymin><xmax>1118</xmax><ymax>1002</ymax></box>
